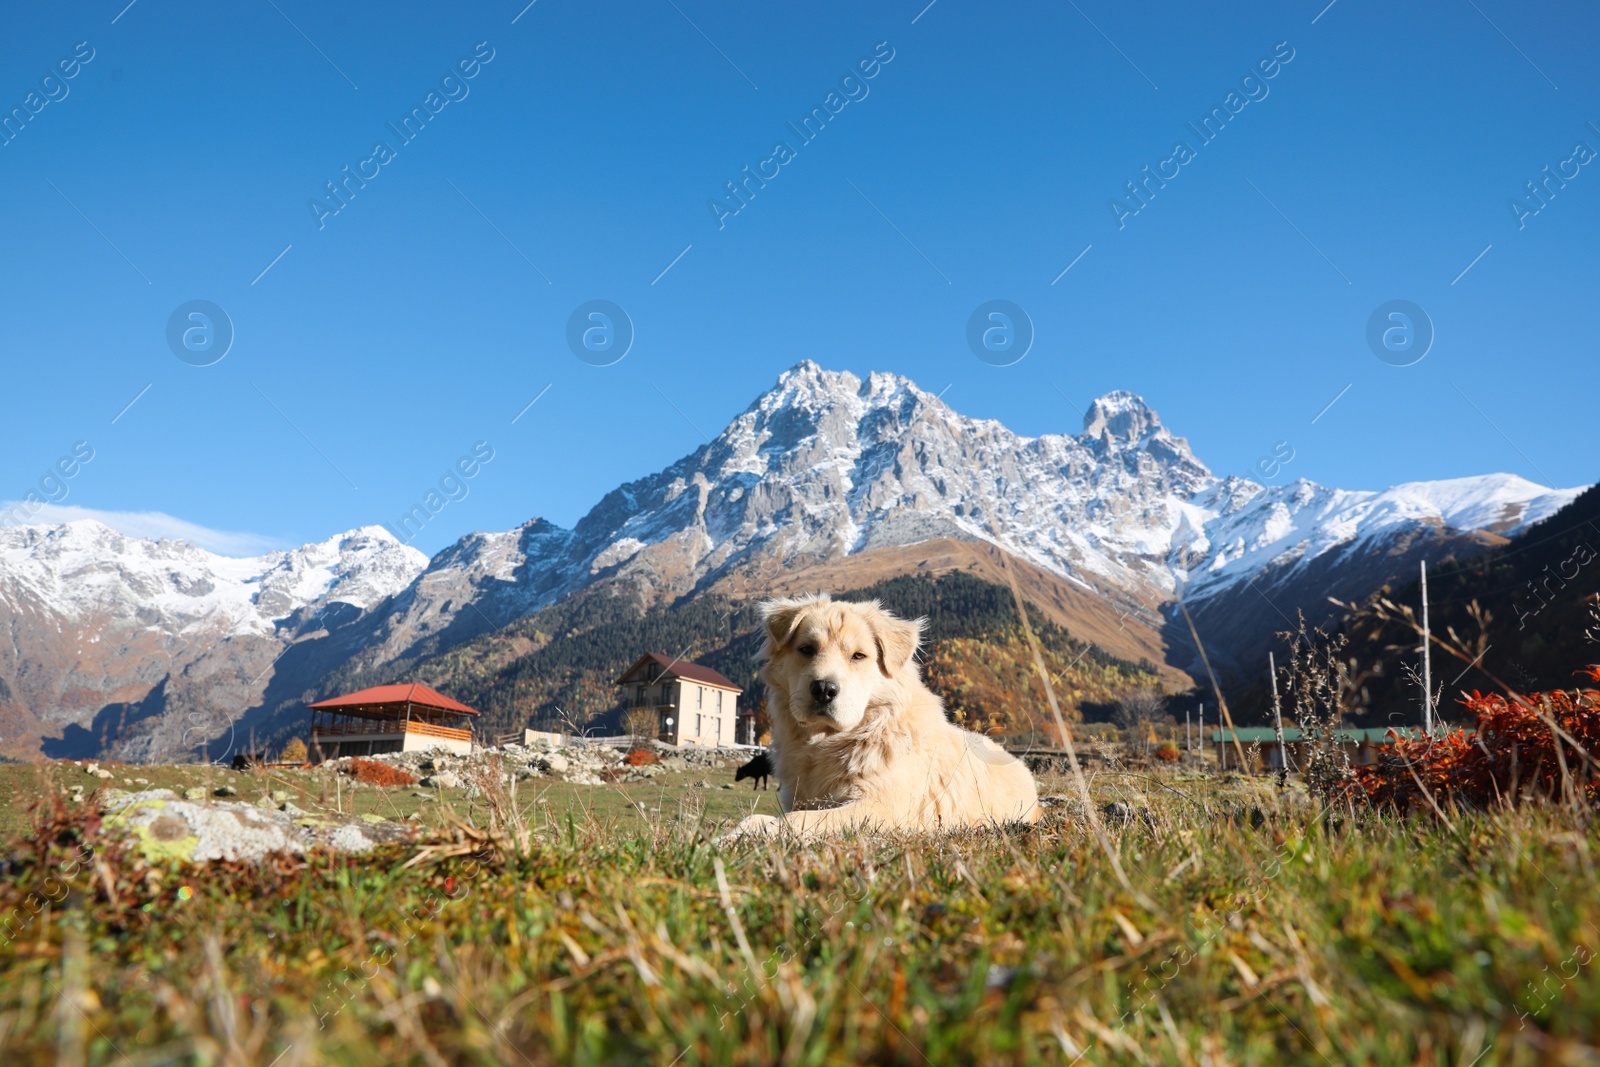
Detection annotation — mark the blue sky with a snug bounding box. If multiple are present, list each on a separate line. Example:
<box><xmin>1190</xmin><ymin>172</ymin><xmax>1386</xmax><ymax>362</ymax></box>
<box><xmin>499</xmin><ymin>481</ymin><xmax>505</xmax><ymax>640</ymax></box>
<box><xmin>2</xmin><ymin>0</ymin><xmax>1595</xmax><ymax>557</ymax></box>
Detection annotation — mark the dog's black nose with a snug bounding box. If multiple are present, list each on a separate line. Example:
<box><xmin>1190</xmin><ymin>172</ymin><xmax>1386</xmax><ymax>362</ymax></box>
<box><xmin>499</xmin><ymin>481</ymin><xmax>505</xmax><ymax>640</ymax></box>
<box><xmin>811</xmin><ymin>679</ymin><xmax>839</xmax><ymax>704</ymax></box>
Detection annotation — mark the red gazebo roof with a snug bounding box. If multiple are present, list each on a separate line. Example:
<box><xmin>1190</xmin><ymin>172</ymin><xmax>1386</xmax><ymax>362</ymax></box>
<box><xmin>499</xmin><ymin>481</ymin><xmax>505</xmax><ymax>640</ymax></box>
<box><xmin>308</xmin><ymin>683</ymin><xmax>479</xmax><ymax>717</ymax></box>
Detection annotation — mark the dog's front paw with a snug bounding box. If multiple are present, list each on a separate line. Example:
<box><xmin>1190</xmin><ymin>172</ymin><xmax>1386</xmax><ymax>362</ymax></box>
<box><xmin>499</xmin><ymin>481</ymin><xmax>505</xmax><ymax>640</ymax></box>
<box><xmin>719</xmin><ymin>814</ymin><xmax>780</xmax><ymax>844</ymax></box>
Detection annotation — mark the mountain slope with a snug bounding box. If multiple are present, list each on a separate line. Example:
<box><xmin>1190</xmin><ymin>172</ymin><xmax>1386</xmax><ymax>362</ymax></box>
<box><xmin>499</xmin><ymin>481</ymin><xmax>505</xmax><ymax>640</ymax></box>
<box><xmin>0</xmin><ymin>362</ymin><xmax>1585</xmax><ymax>761</ymax></box>
<box><xmin>1205</xmin><ymin>483</ymin><xmax>1600</xmax><ymax>732</ymax></box>
<box><xmin>0</xmin><ymin>522</ymin><xmax>425</xmax><ymax>760</ymax></box>
<box><xmin>336</xmin><ymin>361</ymin><xmax>1582</xmax><ymax>683</ymax></box>
<box><xmin>237</xmin><ymin>568</ymin><xmax>1165</xmax><ymax>748</ymax></box>
<box><xmin>1339</xmin><ymin>484</ymin><xmax>1600</xmax><ymax>723</ymax></box>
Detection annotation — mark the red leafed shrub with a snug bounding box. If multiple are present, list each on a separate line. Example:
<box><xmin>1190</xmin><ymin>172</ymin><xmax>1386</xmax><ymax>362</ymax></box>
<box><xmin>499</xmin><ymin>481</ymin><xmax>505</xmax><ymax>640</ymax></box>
<box><xmin>1153</xmin><ymin>743</ymin><xmax>1181</xmax><ymax>763</ymax></box>
<box><xmin>624</xmin><ymin>747</ymin><xmax>660</xmax><ymax>767</ymax></box>
<box><xmin>341</xmin><ymin>758</ymin><xmax>418</xmax><ymax>787</ymax></box>
<box><xmin>1343</xmin><ymin>668</ymin><xmax>1600</xmax><ymax>812</ymax></box>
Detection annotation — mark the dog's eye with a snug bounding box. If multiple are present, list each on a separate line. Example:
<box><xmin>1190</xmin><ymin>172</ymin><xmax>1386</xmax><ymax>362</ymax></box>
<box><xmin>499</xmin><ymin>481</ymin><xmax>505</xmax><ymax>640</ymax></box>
<box><xmin>851</xmin><ymin>651</ymin><xmax>868</xmax><ymax>661</ymax></box>
<box><xmin>797</xmin><ymin>644</ymin><xmax>816</xmax><ymax>657</ymax></box>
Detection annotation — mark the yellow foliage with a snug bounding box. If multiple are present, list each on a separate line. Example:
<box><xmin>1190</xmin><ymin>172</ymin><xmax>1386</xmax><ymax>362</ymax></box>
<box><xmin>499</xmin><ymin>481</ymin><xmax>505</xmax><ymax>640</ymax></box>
<box><xmin>921</xmin><ymin>627</ymin><xmax>1160</xmax><ymax>737</ymax></box>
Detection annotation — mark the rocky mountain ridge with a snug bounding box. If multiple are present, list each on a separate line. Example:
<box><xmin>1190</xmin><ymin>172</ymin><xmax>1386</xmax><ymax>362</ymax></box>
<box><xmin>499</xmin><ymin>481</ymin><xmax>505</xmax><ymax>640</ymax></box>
<box><xmin>0</xmin><ymin>361</ymin><xmax>1584</xmax><ymax>760</ymax></box>
<box><xmin>0</xmin><ymin>523</ymin><xmax>425</xmax><ymax>760</ymax></box>
<box><xmin>338</xmin><ymin>362</ymin><xmax>1579</xmax><ymax>669</ymax></box>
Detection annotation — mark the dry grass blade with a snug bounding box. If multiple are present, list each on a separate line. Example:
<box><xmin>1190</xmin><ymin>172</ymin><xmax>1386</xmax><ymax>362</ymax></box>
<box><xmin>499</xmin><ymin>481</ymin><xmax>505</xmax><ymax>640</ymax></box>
<box><xmin>1177</xmin><ymin>595</ymin><xmax>1252</xmax><ymax>771</ymax></box>
<box><xmin>402</xmin><ymin>809</ymin><xmax>507</xmax><ymax>870</ymax></box>
<box><xmin>993</xmin><ymin>545</ymin><xmax>1159</xmax><ymax>913</ymax></box>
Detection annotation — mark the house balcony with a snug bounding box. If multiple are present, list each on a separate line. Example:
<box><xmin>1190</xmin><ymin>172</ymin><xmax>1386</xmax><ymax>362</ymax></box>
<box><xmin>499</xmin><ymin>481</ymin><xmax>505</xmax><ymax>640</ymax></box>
<box><xmin>311</xmin><ymin>718</ymin><xmax>473</xmax><ymax>760</ymax></box>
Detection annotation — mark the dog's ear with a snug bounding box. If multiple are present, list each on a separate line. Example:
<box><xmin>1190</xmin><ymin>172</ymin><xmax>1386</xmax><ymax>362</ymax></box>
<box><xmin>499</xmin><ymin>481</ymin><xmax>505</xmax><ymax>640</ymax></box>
<box><xmin>760</xmin><ymin>597</ymin><xmax>810</xmax><ymax>654</ymax></box>
<box><xmin>872</xmin><ymin>610</ymin><xmax>924</xmax><ymax>678</ymax></box>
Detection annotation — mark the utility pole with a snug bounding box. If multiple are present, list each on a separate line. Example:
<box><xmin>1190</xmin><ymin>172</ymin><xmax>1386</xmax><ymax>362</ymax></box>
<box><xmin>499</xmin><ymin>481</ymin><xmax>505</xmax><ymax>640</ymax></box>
<box><xmin>1420</xmin><ymin>559</ymin><xmax>1433</xmax><ymax>736</ymax></box>
<box><xmin>1198</xmin><ymin>702</ymin><xmax>1204</xmax><ymax>764</ymax></box>
<box><xmin>1185</xmin><ymin>709</ymin><xmax>1191</xmax><ymax>754</ymax></box>
<box><xmin>1269</xmin><ymin>651</ymin><xmax>1288</xmax><ymax>788</ymax></box>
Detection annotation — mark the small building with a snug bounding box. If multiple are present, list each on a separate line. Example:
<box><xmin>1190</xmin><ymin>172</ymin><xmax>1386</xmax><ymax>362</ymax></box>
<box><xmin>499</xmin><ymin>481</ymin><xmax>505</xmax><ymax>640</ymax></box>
<box><xmin>617</xmin><ymin>653</ymin><xmax>743</xmax><ymax>747</ymax></box>
<box><xmin>1209</xmin><ymin>726</ymin><xmax>1429</xmax><ymax>772</ymax></box>
<box><xmin>307</xmin><ymin>683</ymin><xmax>478</xmax><ymax>761</ymax></box>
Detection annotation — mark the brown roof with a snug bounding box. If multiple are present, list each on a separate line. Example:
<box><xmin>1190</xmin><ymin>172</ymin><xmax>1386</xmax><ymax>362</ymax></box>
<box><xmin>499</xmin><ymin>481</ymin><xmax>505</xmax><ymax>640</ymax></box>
<box><xmin>617</xmin><ymin>653</ymin><xmax>742</xmax><ymax>692</ymax></box>
<box><xmin>308</xmin><ymin>683</ymin><xmax>479</xmax><ymax>716</ymax></box>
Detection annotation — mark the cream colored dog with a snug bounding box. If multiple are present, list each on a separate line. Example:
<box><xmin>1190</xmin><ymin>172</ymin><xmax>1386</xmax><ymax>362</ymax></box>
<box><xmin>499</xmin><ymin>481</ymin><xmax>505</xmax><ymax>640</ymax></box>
<box><xmin>728</xmin><ymin>593</ymin><xmax>1040</xmax><ymax>840</ymax></box>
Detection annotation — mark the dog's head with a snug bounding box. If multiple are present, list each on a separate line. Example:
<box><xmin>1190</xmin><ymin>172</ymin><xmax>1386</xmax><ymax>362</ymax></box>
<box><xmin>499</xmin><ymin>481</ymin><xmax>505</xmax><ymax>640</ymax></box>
<box><xmin>759</xmin><ymin>594</ymin><xmax>924</xmax><ymax>733</ymax></box>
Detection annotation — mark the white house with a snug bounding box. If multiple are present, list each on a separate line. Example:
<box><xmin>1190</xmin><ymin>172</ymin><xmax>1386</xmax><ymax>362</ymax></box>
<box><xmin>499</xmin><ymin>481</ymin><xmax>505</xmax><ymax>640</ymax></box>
<box><xmin>616</xmin><ymin>653</ymin><xmax>743</xmax><ymax>747</ymax></box>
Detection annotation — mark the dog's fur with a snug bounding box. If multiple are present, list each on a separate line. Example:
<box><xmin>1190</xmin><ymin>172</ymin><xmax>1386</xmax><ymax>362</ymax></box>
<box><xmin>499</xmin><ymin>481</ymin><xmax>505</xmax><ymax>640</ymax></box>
<box><xmin>729</xmin><ymin>593</ymin><xmax>1040</xmax><ymax>839</ymax></box>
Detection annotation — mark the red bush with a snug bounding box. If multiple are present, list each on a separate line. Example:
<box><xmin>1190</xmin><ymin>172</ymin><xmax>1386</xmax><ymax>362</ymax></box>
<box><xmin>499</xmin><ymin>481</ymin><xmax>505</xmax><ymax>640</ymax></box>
<box><xmin>1153</xmin><ymin>743</ymin><xmax>1181</xmax><ymax>763</ymax></box>
<box><xmin>624</xmin><ymin>747</ymin><xmax>659</xmax><ymax>767</ymax></box>
<box><xmin>341</xmin><ymin>758</ymin><xmax>418</xmax><ymax>787</ymax></box>
<box><xmin>1343</xmin><ymin>667</ymin><xmax>1600</xmax><ymax>811</ymax></box>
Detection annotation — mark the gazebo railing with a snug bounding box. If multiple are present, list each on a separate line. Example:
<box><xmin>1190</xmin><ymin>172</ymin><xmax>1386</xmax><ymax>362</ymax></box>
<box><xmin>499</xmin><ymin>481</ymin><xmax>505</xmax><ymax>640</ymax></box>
<box><xmin>313</xmin><ymin>720</ymin><xmax>471</xmax><ymax>742</ymax></box>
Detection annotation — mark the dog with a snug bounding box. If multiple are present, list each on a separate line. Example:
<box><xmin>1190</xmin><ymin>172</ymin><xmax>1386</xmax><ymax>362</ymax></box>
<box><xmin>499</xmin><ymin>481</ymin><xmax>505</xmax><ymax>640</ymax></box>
<box><xmin>735</xmin><ymin>752</ymin><xmax>772</xmax><ymax>790</ymax></box>
<box><xmin>727</xmin><ymin>594</ymin><xmax>1040</xmax><ymax>840</ymax></box>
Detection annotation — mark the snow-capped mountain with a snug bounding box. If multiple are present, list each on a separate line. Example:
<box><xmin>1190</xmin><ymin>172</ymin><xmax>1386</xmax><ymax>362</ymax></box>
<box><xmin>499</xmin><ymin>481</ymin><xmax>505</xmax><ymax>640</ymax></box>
<box><xmin>0</xmin><ymin>361</ymin><xmax>1584</xmax><ymax>760</ymax></box>
<box><xmin>353</xmin><ymin>361</ymin><xmax>1581</xmax><ymax>652</ymax></box>
<box><xmin>1175</xmin><ymin>472</ymin><xmax>1574</xmax><ymax>601</ymax></box>
<box><xmin>0</xmin><ymin>522</ymin><xmax>425</xmax><ymax>760</ymax></box>
<box><xmin>0</xmin><ymin>521</ymin><xmax>427</xmax><ymax>634</ymax></box>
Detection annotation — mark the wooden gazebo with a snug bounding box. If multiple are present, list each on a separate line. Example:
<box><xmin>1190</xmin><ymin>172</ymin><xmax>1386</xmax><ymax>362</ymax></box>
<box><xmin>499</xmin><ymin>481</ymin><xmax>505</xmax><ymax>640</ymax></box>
<box><xmin>307</xmin><ymin>683</ymin><xmax>479</xmax><ymax>761</ymax></box>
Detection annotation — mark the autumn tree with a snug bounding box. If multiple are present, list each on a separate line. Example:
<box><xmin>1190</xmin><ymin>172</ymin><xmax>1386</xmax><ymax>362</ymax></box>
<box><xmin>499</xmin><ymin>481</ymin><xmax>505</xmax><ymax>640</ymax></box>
<box><xmin>1115</xmin><ymin>686</ymin><xmax>1166</xmax><ymax>757</ymax></box>
<box><xmin>623</xmin><ymin>706</ymin><xmax>658</xmax><ymax>743</ymax></box>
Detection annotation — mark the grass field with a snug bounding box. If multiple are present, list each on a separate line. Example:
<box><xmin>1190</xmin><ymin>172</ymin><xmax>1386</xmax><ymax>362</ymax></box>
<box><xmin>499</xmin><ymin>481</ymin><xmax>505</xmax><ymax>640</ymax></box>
<box><xmin>1</xmin><ymin>760</ymin><xmax>1597</xmax><ymax>1065</ymax></box>
<box><xmin>0</xmin><ymin>758</ymin><xmax>786</xmax><ymax>841</ymax></box>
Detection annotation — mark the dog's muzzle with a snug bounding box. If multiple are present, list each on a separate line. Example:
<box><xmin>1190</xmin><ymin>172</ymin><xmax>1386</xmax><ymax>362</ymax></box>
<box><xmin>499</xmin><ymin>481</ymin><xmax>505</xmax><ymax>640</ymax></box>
<box><xmin>809</xmin><ymin>678</ymin><xmax>839</xmax><ymax>713</ymax></box>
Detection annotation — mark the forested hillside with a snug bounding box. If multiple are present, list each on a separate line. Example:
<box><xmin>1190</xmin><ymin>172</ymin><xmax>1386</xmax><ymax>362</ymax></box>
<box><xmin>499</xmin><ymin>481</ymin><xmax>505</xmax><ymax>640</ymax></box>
<box><xmin>1338</xmin><ymin>483</ymin><xmax>1600</xmax><ymax>722</ymax></box>
<box><xmin>1220</xmin><ymin>484</ymin><xmax>1600</xmax><ymax>730</ymax></box>
<box><xmin>259</xmin><ymin>570</ymin><xmax>1165</xmax><ymax>747</ymax></box>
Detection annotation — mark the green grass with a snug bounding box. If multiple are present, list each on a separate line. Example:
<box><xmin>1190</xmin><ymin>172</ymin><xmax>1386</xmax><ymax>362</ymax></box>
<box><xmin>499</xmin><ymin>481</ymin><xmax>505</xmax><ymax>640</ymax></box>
<box><xmin>1</xmin><ymin>762</ymin><xmax>1597</xmax><ymax>1065</ymax></box>
<box><xmin>0</xmin><ymin>759</ymin><xmax>785</xmax><ymax>841</ymax></box>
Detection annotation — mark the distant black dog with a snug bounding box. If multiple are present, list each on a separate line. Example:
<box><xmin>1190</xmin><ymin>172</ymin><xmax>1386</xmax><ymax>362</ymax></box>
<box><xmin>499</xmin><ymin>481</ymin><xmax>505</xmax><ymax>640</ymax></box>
<box><xmin>230</xmin><ymin>752</ymin><xmax>265</xmax><ymax>771</ymax></box>
<box><xmin>735</xmin><ymin>752</ymin><xmax>772</xmax><ymax>791</ymax></box>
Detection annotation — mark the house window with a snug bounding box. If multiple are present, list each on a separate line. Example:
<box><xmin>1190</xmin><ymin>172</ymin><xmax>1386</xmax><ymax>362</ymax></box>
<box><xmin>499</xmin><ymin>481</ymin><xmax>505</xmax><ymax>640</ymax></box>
<box><xmin>715</xmin><ymin>717</ymin><xmax>722</xmax><ymax>742</ymax></box>
<box><xmin>717</xmin><ymin>691</ymin><xmax>723</xmax><ymax>711</ymax></box>
<box><xmin>697</xmin><ymin>687</ymin><xmax>703</xmax><ymax>709</ymax></box>
<box><xmin>695</xmin><ymin>714</ymin><xmax>702</xmax><ymax>737</ymax></box>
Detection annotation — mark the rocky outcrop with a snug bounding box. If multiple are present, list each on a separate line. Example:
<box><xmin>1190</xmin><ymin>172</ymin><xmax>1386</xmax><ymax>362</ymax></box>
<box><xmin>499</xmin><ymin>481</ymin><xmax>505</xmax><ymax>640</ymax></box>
<box><xmin>345</xmin><ymin>737</ymin><xmax>743</xmax><ymax>790</ymax></box>
<box><xmin>98</xmin><ymin>789</ymin><xmax>416</xmax><ymax>864</ymax></box>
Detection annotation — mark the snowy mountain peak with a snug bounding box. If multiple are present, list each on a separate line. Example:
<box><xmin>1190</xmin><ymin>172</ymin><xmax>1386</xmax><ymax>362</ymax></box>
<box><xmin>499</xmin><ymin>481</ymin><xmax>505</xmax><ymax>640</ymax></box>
<box><xmin>761</xmin><ymin>360</ymin><xmax>862</xmax><ymax>409</ymax></box>
<box><xmin>0</xmin><ymin>518</ymin><xmax>427</xmax><ymax>637</ymax></box>
<box><xmin>1</xmin><ymin>362</ymin><xmax>1590</xmax><ymax>763</ymax></box>
<box><xmin>483</xmin><ymin>365</ymin><xmax>1583</xmax><ymax>616</ymax></box>
<box><xmin>1073</xmin><ymin>391</ymin><xmax>1207</xmax><ymax>485</ymax></box>
<box><xmin>1082</xmin><ymin>390</ymin><xmax>1158</xmax><ymax>439</ymax></box>
<box><xmin>756</xmin><ymin>362</ymin><xmax>952</xmax><ymax>423</ymax></box>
